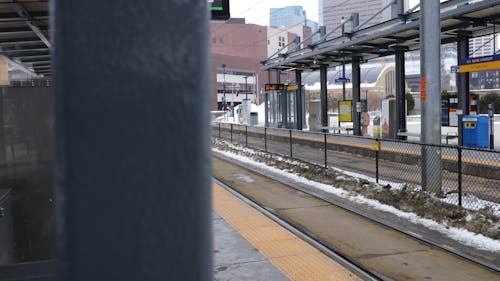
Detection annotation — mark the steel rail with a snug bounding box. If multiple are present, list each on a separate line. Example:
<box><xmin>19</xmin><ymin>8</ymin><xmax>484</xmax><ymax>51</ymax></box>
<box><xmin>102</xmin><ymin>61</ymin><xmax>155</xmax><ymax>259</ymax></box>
<box><xmin>213</xmin><ymin>177</ymin><xmax>382</xmax><ymax>281</ymax></box>
<box><xmin>213</xmin><ymin>152</ymin><xmax>500</xmax><ymax>273</ymax></box>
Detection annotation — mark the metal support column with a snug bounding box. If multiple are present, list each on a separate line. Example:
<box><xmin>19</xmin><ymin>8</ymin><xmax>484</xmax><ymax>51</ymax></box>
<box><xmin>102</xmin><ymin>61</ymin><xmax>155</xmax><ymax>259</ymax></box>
<box><xmin>457</xmin><ymin>32</ymin><xmax>470</xmax><ymax>146</ymax></box>
<box><xmin>352</xmin><ymin>57</ymin><xmax>361</xmax><ymax>136</ymax></box>
<box><xmin>54</xmin><ymin>0</ymin><xmax>212</xmax><ymax>280</ymax></box>
<box><xmin>420</xmin><ymin>0</ymin><xmax>442</xmax><ymax>194</ymax></box>
<box><xmin>392</xmin><ymin>0</ymin><xmax>405</xmax><ymax>18</ymax></box>
<box><xmin>296</xmin><ymin>70</ymin><xmax>303</xmax><ymax>130</ymax></box>
<box><xmin>320</xmin><ymin>64</ymin><xmax>328</xmax><ymax>132</ymax></box>
<box><xmin>395</xmin><ymin>48</ymin><xmax>407</xmax><ymax>140</ymax></box>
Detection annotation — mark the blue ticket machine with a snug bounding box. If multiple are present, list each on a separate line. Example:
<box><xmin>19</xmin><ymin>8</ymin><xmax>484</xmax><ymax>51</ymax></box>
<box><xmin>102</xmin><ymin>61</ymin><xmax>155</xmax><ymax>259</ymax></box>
<box><xmin>462</xmin><ymin>115</ymin><xmax>490</xmax><ymax>148</ymax></box>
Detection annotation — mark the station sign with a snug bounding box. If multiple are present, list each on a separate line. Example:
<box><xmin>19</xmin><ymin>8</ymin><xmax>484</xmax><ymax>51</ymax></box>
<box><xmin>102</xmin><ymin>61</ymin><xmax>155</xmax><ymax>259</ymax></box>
<box><xmin>459</xmin><ymin>54</ymin><xmax>500</xmax><ymax>73</ymax></box>
<box><xmin>210</xmin><ymin>0</ymin><xmax>230</xmax><ymax>21</ymax></box>
<box><xmin>265</xmin><ymin>84</ymin><xmax>284</xmax><ymax>91</ymax></box>
<box><xmin>286</xmin><ymin>84</ymin><xmax>299</xmax><ymax>91</ymax></box>
<box><xmin>335</xmin><ymin>77</ymin><xmax>350</xmax><ymax>83</ymax></box>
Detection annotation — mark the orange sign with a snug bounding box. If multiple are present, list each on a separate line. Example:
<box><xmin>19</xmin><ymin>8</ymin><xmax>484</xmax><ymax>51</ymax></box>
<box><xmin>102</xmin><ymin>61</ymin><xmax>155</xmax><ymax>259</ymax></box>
<box><xmin>265</xmin><ymin>84</ymin><xmax>284</xmax><ymax>91</ymax></box>
<box><xmin>420</xmin><ymin>77</ymin><xmax>426</xmax><ymax>102</ymax></box>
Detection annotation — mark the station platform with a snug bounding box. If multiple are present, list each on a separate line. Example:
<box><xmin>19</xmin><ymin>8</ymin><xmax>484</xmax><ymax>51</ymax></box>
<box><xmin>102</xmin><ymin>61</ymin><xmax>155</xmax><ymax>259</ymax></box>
<box><xmin>212</xmin><ymin>182</ymin><xmax>361</xmax><ymax>281</ymax></box>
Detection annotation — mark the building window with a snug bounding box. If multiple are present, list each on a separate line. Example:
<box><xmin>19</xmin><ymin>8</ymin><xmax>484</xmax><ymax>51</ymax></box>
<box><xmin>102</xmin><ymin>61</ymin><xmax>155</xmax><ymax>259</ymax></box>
<box><xmin>219</xmin><ymin>38</ymin><xmax>223</xmax><ymax>43</ymax></box>
<box><xmin>212</xmin><ymin>38</ymin><xmax>216</xmax><ymax>44</ymax></box>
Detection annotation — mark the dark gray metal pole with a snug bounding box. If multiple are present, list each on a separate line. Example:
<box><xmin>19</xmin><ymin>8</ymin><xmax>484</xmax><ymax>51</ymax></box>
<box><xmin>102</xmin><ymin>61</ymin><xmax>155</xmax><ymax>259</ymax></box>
<box><xmin>420</xmin><ymin>0</ymin><xmax>442</xmax><ymax>194</ymax></box>
<box><xmin>265</xmin><ymin>71</ymin><xmax>270</xmax><ymax>127</ymax></box>
<box><xmin>395</xmin><ymin>48</ymin><xmax>407</xmax><ymax>140</ymax></box>
<box><xmin>244</xmin><ymin>75</ymin><xmax>248</xmax><ymax>99</ymax></box>
<box><xmin>296</xmin><ymin>70</ymin><xmax>303</xmax><ymax>130</ymax></box>
<box><xmin>352</xmin><ymin>57</ymin><xmax>361</xmax><ymax>136</ymax></box>
<box><xmin>53</xmin><ymin>1</ymin><xmax>212</xmax><ymax>280</ymax></box>
<box><xmin>223</xmin><ymin>64</ymin><xmax>226</xmax><ymax>111</ymax></box>
<box><xmin>342</xmin><ymin>62</ymin><xmax>346</xmax><ymax>101</ymax></box>
<box><xmin>457</xmin><ymin>31</ymin><xmax>470</xmax><ymax>146</ymax></box>
<box><xmin>320</xmin><ymin>64</ymin><xmax>328</xmax><ymax>132</ymax></box>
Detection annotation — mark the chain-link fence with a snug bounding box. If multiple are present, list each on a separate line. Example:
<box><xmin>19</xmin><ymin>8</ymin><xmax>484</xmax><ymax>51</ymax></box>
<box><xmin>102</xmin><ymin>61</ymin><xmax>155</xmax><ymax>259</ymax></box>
<box><xmin>212</xmin><ymin>122</ymin><xmax>500</xmax><ymax>212</ymax></box>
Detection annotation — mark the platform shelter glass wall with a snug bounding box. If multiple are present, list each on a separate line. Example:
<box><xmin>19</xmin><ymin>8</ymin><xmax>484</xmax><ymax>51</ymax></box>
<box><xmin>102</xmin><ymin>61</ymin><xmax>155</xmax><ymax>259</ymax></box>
<box><xmin>287</xmin><ymin>87</ymin><xmax>297</xmax><ymax>129</ymax></box>
<box><xmin>265</xmin><ymin>84</ymin><xmax>284</xmax><ymax>128</ymax></box>
<box><xmin>265</xmin><ymin>84</ymin><xmax>301</xmax><ymax>130</ymax></box>
<box><xmin>267</xmin><ymin>90</ymin><xmax>282</xmax><ymax>127</ymax></box>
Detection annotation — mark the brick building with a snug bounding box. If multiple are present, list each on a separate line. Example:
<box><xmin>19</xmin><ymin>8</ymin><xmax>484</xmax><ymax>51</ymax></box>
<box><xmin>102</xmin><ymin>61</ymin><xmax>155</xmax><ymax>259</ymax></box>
<box><xmin>210</xmin><ymin>20</ymin><xmax>298</xmax><ymax>110</ymax></box>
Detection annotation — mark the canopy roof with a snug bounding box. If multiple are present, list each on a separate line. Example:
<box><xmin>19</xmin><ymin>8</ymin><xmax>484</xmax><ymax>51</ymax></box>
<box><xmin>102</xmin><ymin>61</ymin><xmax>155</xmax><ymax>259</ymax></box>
<box><xmin>262</xmin><ymin>0</ymin><xmax>500</xmax><ymax>72</ymax></box>
<box><xmin>0</xmin><ymin>0</ymin><xmax>49</xmax><ymax>77</ymax></box>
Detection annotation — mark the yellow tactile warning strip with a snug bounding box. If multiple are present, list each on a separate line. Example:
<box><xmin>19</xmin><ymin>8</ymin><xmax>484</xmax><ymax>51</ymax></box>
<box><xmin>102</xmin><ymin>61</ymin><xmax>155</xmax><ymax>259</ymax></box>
<box><xmin>213</xmin><ymin>182</ymin><xmax>362</xmax><ymax>281</ymax></box>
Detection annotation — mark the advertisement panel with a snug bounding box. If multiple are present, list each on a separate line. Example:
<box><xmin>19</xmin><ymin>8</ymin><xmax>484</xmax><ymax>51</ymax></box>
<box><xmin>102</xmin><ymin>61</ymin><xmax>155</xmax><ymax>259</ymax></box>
<box><xmin>338</xmin><ymin>100</ymin><xmax>352</xmax><ymax>122</ymax></box>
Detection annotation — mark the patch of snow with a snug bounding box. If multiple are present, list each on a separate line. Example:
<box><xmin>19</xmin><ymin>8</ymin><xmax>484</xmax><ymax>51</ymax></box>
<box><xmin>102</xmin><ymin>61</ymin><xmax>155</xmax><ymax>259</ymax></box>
<box><xmin>233</xmin><ymin>173</ymin><xmax>255</xmax><ymax>183</ymax></box>
<box><xmin>329</xmin><ymin>166</ymin><xmax>411</xmax><ymax>191</ymax></box>
<box><xmin>441</xmin><ymin>193</ymin><xmax>500</xmax><ymax>217</ymax></box>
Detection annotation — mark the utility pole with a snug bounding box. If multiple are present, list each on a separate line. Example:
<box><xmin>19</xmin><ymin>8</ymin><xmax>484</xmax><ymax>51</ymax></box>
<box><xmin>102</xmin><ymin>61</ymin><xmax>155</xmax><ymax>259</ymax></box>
<box><xmin>420</xmin><ymin>0</ymin><xmax>442</xmax><ymax>194</ymax></box>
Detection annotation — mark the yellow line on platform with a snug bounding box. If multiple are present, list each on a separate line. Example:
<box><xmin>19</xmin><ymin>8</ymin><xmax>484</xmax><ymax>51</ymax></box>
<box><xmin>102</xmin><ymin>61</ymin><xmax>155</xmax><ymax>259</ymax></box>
<box><xmin>213</xmin><ymin>182</ymin><xmax>361</xmax><ymax>281</ymax></box>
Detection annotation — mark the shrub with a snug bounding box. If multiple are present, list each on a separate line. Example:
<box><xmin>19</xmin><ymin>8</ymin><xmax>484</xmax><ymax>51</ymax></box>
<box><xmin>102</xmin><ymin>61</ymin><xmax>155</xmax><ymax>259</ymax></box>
<box><xmin>479</xmin><ymin>92</ymin><xmax>500</xmax><ymax>114</ymax></box>
<box><xmin>406</xmin><ymin>93</ymin><xmax>415</xmax><ymax>113</ymax></box>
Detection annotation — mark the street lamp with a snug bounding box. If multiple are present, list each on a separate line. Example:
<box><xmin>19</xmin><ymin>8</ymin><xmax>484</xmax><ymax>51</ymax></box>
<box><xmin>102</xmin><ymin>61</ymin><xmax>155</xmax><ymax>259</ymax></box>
<box><xmin>222</xmin><ymin>64</ymin><xmax>226</xmax><ymax>111</ymax></box>
<box><xmin>243</xmin><ymin>75</ymin><xmax>249</xmax><ymax>99</ymax></box>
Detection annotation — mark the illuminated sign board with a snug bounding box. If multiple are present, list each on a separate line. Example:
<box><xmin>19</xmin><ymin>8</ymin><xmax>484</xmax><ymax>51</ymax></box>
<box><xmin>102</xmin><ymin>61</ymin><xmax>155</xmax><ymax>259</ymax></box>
<box><xmin>459</xmin><ymin>54</ymin><xmax>500</xmax><ymax>73</ymax></box>
<box><xmin>265</xmin><ymin>84</ymin><xmax>284</xmax><ymax>91</ymax></box>
<box><xmin>287</xmin><ymin>85</ymin><xmax>299</xmax><ymax>91</ymax></box>
<box><xmin>210</xmin><ymin>0</ymin><xmax>230</xmax><ymax>20</ymax></box>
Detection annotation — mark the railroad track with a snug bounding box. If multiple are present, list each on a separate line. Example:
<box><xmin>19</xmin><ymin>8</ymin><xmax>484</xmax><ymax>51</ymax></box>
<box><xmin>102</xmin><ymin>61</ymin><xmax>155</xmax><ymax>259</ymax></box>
<box><xmin>214</xmin><ymin>177</ymin><xmax>381</xmax><ymax>281</ymax></box>
<box><xmin>212</xmin><ymin>153</ymin><xmax>500</xmax><ymax>280</ymax></box>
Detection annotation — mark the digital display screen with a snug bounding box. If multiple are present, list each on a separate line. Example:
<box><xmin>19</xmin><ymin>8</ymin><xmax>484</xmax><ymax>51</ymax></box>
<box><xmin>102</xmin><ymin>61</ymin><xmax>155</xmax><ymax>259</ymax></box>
<box><xmin>210</xmin><ymin>0</ymin><xmax>230</xmax><ymax>20</ymax></box>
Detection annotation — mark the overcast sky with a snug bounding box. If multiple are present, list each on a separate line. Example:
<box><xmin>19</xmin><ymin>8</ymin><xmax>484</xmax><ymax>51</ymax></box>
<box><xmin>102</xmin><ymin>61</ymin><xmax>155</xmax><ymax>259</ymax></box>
<box><xmin>231</xmin><ymin>0</ymin><xmax>420</xmax><ymax>26</ymax></box>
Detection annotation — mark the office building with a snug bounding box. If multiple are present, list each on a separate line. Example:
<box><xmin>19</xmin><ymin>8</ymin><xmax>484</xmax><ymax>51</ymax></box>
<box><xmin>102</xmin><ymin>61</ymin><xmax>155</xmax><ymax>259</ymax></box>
<box><xmin>269</xmin><ymin>6</ymin><xmax>307</xmax><ymax>28</ymax></box>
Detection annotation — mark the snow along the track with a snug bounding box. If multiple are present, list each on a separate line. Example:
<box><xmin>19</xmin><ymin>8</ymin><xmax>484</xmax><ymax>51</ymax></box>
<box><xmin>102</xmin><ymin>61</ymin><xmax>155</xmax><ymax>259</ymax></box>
<box><xmin>213</xmin><ymin>147</ymin><xmax>500</xmax><ymax>252</ymax></box>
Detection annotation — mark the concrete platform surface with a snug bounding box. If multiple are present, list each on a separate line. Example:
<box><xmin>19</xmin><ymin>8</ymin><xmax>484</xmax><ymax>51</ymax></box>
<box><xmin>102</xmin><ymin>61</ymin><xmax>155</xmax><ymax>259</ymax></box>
<box><xmin>213</xmin><ymin>212</ymin><xmax>289</xmax><ymax>281</ymax></box>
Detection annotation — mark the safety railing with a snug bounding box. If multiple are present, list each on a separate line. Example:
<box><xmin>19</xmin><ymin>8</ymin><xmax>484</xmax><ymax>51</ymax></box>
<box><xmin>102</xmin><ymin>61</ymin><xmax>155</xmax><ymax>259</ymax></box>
<box><xmin>212</xmin><ymin>122</ymin><xmax>500</xmax><ymax>213</ymax></box>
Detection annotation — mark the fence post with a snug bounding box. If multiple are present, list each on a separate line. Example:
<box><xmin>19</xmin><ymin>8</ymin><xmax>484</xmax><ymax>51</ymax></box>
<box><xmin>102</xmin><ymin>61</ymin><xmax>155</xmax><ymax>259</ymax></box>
<box><xmin>458</xmin><ymin>146</ymin><xmax>462</xmax><ymax>207</ymax></box>
<box><xmin>289</xmin><ymin>130</ymin><xmax>293</xmax><ymax>158</ymax></box>
<box><xmin>245</xmin><ymin>126</ymin><xmax>248</xmax><ymax>147</ymax></box>
<box><xmin>375</xmin><ymin>138</ymin><xmax>379</xmax><ymax>184</ymax></box>
<box><xmin>230</xmin><ymin>124</ymin><xmax>233</xmax><ymax>143</ymax></box>
<box><xmin>324</xmin><ymin>133</ymin><xmax>327</xmax><ymax>168</ymax></box>
<box><xmin>264</xmin><ymin>127</ymin><xmax>267</xmax><ymax>152</ymax></box>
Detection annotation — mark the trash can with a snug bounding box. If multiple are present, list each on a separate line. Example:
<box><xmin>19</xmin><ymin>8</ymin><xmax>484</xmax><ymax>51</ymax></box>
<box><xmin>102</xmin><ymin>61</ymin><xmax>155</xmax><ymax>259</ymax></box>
<box><xmin>463</xmin><ymin>115</ymin><xmax>489</xmax><ymax>148</ymax></box>
<box><xmin>249</xmin><ymin>112</ymin><xmax>258</xmax><ymax>125</ymax></box>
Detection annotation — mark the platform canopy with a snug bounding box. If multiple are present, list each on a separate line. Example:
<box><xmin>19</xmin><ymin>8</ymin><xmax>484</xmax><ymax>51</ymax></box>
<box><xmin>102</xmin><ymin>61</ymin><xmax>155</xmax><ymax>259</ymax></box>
<box><xmin>262</xmin><ymin>0</ymin><xmax>500</xmax><ymax>71</ymax></box>
<box><xmin>0</xmin><ymin>0</ymin><xmax>49</xmax><ymax>77</ymax></box>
